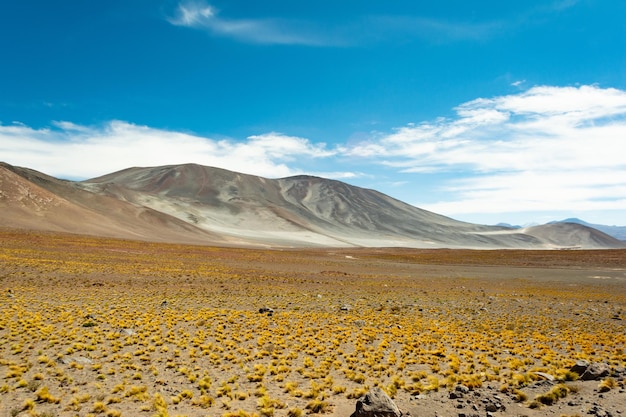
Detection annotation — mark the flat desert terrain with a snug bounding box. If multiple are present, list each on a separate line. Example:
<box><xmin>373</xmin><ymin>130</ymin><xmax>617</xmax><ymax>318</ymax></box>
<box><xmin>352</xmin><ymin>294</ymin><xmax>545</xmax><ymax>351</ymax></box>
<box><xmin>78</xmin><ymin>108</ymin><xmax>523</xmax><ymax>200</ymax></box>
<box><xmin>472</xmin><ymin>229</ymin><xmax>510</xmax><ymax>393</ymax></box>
<box><xmin>0</xmin><ymin>229</ymin><xmax>625</xmax><ymax>417</ymax></box>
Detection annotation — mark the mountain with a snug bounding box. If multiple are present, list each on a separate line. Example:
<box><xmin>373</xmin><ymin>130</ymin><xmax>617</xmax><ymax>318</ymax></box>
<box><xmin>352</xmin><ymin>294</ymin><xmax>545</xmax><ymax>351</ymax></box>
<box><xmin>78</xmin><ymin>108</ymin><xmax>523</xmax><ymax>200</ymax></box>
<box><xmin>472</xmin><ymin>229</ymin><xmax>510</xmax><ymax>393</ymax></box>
<box><xmin>0</xmin><ymin>162</ymin><xmax>226</xmax><ymax>245</ymax></box>
<box><xmin>550</xmin><ymin>218</ymin><xmax>626</xmax><ymax>242</ymax></box>
<box><xmin>495</xmin><ymin>223</ymin><xmax>521</xmax><ymax>229</ymax></box>
<box><xmin>1</xmin><ymin>162</ymin><xmax>624</xmax><ymax>249</ymax></box>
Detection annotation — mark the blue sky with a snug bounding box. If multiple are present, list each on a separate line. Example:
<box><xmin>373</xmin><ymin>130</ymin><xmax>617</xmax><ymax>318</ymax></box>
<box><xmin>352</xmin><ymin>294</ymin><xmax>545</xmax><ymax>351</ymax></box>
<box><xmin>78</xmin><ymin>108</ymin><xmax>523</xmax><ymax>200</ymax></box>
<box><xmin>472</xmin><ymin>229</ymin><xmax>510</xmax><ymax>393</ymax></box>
<box><xmin>1</xmin><ymin>0</ymin><xmax>625</xmax><ymax>226</ymax></box>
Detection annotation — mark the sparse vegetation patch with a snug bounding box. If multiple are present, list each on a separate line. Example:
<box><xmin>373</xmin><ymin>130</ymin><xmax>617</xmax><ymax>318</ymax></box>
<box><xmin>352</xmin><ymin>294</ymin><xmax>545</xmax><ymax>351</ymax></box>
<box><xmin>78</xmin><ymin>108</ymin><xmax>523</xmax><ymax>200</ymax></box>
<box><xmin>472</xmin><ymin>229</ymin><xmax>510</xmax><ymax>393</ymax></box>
<box><xmin>0</xmin><ymin>230</ymin><xmax>624</xmax><ymax>416</ymax></box>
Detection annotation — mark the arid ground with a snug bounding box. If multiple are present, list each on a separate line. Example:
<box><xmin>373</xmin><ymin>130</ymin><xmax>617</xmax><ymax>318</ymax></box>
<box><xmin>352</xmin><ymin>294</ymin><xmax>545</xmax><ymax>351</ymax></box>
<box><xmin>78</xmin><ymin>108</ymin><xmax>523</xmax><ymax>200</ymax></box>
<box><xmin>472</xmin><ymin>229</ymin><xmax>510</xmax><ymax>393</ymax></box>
<box><xmin>0</xmin><ymin>229</ymin><xmax>625</xmax><ymax>417</ymax></box>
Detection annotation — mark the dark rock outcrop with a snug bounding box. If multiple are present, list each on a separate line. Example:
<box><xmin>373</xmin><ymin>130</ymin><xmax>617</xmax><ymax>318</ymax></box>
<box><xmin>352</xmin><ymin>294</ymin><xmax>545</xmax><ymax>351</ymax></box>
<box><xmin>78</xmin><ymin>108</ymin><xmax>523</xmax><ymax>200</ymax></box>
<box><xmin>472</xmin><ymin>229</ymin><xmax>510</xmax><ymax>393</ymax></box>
<box><xmin>569</xmin><ymin>360</ymin><xmax>610</xmax><ymax>380</ymax></box>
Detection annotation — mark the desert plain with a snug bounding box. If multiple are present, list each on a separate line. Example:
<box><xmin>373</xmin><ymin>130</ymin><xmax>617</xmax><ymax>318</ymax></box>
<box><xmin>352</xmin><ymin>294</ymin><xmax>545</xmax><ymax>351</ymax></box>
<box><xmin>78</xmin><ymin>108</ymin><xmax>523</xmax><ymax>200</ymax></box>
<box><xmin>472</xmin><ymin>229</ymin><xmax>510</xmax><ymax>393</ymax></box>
<box><xmin>0</xmin><ymin>229</ymin><xmax>625</xmax><ymax>417</ymax></box>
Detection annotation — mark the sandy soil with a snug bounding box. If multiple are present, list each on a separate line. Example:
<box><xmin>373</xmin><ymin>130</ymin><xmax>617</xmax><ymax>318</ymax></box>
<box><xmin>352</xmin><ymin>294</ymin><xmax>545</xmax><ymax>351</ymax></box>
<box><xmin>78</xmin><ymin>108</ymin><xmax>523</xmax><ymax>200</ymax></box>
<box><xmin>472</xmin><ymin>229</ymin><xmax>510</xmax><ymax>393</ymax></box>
<box><xmin>0</xmin><ymin>229</ymin><xmax>624</xmax><ymax>417</ymax></box>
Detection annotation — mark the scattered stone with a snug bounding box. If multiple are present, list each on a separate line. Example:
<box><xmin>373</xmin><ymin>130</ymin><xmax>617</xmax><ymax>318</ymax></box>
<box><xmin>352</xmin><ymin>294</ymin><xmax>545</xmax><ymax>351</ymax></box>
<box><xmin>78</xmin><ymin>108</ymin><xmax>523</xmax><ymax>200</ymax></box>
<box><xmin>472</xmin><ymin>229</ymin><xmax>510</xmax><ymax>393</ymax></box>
<box><xmin>341</xmin><ymin>304</ymin><xmax>352</xmax><ymax>311</ymax></box>
<box><xmin>160</xmin><ymin>300</ymin><xmax>169</xmax><ymax>308</ymax></box>
<box><xmin>482</xmin><ymin>395</ymin><xmax>505</xmax><ymax>413</ymax></box>
<box><xmin>350</xmin><ymin>387</ymin><xmax>402</xmax><ymax>417</ymax></box>
<box><xmin>258</xmin><ymin>307</ymin><xmax>274</xmax><ymax>315</ymax></box>
<box><xmin>119</xmin><ymin>328</ymin><xmax>136</xmax><ymax>336</ymax></box>
<box><xmin>455</xmin><ymin>385</ymin><xmax>470</xmax><ymax>394</ymax></box>
<box><xmin>485</xmin><ymin>404</ymin><xmax>498</xmax><ymax>412</ymax></box>
<box><xmin>588</xmin><ymin>405</ymin><xmax>614</xmax><ymax>417</ymax></box>
<box><xmin>58</xmin><ymin>356</ymin><xmax>93</xmax><ymax>365</ymax></box>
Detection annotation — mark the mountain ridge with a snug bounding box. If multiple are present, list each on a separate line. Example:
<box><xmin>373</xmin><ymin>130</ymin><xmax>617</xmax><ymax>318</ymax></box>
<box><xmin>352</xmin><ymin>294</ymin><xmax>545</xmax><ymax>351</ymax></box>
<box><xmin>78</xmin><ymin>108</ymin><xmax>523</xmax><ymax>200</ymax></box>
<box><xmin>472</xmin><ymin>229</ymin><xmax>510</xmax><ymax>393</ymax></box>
<box><xmin>549</xmin><ymin>218</ymin><xmax>626</xmax><ymax>242</ymax></box>
<box><xmin>1</xmin><ymin>162</ymin><xmax>623</xmax><ymax>249</ymax></box>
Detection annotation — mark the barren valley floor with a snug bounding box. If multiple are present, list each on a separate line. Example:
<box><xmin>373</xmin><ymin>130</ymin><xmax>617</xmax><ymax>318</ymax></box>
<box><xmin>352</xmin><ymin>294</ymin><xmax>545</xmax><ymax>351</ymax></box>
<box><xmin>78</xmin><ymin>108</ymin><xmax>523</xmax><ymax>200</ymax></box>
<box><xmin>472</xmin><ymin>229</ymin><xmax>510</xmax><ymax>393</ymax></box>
<box><xmin>0</xmin><ymin>229</ymin><xmax>625</xmax><ymax>417</ymax></box>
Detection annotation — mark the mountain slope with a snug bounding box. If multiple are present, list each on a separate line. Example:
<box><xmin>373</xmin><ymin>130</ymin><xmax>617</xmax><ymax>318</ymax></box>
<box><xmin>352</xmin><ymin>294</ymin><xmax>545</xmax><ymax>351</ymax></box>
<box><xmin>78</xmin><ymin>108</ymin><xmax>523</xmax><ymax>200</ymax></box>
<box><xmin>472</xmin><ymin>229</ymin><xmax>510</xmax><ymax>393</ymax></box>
<box><xmin>79</xmin><ymin>164</ymin><xmax>518</xmax><ymax>247</ymax></box>
<box><xmin>0</xmin><ymin>162</ymin><xmax>228</xmax><ymax>245</ymax></box>
<box><xmin>2</xmin><ymin>162</ymin><xmax>624</xmax><ymax>249</ymax></box>
<box><xmin>551</xmin><ymin>218</ymin><xmax>626</xmax><ymax>242</ymax></box>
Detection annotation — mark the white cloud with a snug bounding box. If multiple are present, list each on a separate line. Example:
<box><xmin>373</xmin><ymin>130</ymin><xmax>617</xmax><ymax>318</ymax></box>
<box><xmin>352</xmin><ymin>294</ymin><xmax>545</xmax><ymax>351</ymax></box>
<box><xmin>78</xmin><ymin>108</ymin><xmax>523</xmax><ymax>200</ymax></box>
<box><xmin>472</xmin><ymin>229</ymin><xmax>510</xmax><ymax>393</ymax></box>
<box><xmin>168</xmin><ymin>1</ymin><xmax>340</xmax><ymax>46</ymax></box>
<box><xmin>481</xmin><ymin>85</ymin><xmax>626</xmax><ymax>118</ymax></box>
<box><xmin>348</xmin><ymin>85</ymin><xmax>626</xmax><ymax>170</ymax></box>
<box><xmin>346</xmin><ymin>85</ymin><xmax>626</xmax><ymax>218</ymax></box>
<box><xmin>170</xmin><ymin>1</ymin><xmax>214</xmax><ymax>26</ymax></box>
<box><xmin>166</xmin><ymin>2</ymin><xmax>523</xmax><ymax>47</ymax></box>
<box><xmin>0</xmin><ymin>121</ymin><xmax>339</xmax><ymax>180</ymax></box>
<box><xmin>246</xmin><ymin>133</ymin><xmax>335</xmax><ymax>160</ymax></box>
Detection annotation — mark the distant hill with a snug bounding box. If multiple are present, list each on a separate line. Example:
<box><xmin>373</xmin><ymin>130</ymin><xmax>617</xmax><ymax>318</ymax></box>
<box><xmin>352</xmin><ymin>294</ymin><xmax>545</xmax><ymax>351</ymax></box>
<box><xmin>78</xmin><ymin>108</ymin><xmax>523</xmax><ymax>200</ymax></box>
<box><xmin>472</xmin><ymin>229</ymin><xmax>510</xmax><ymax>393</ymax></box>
<box><xmin>550</xmin><ymin>218</ymin><xmax>626</xmax><ymax>242</ymax></box>
<box><xmin>495</xmin><ymin>223</ymin><xmax>521</xmax><ymax>229</ymax></box>
<box><xmin>1</xmin><ymin>161</ymin><xmax>624</xmax><ymax>249</ymax></box>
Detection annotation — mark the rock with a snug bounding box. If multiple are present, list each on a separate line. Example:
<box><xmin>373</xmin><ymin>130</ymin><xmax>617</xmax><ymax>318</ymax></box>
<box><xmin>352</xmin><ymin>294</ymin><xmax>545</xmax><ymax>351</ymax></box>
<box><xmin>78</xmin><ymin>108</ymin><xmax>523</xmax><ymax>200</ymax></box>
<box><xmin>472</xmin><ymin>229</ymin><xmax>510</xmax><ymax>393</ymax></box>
<box><xmin>588</xmin><ymin>405</ymin><xmax>614</xmax><ymax>417</ymax></box>
<box><xmin>483</xmin><ymin>396</ymin><xmax>505</xmax><ymax>413</ymax></box>
<box><xmin>350</xmin><ymin>387</ymin><xmax>402</xmax><ymax>417</ymax></box>
<box><xmin>532</xmin><ymin>371</ymin><xmax>555</xmax><ymax>381</ymax></box>
<box><xmin>571</xmin><ymin>361</ymin><xmax>611</xmax><ymax>380</ymax></box>
<box><xmin>581</xmin><ymin>362</ymin><xmax>610</xmax><ymax>380</ymax></box>
<box><xmin>570</xmin><ymin>360</ymin><xmax>590</xmax><ymax>376</ymax></box>
<box><xmin>119</xmin><ymin>328</ymin><xmax>136</xmax><ymax>336</ymax></box>
<box><xmin>341</xmin><ymin>304</ymin><xmax>352</xmax><ymax>311</ymax></box>
<box><xmin>485</xmin><ymin>403</ymin><xmax>498</xmax><ymax>412</ymax></box>
<box><xmin>259</xmin><ymin>307</ymin><xmax>274</xmax><ymax>315</ymax></box>
<box><xmin>58</xmin><ymin>356</ymin><xmax>93</xmax><ymax>365</ymax></box>
<box><xmin>455</xmin><ymin>385</ymin><xmax>470</xmax><ymax>394</ymax></box>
